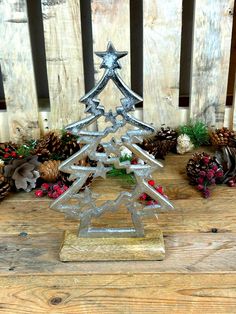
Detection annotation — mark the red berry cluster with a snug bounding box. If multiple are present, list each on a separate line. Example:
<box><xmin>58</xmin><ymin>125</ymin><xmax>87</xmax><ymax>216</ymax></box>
<box><xmin>187</xmin><ymin>153</ymin><xmax>223</xmax><ymax>198</ymax></box>
<box><xmin>34</xmin><ymin>181</ymin><xmax>68</xmax><ymax>199</ymax></box>
<box><xmin>1</xmin><ymin>147</ymin><xmax>21</xmax><ymax>160</ymax></box>
<box><xmin>139</xmin><ymin>180</ymin><xmax>168</xmax><ymax>205</ymax></box>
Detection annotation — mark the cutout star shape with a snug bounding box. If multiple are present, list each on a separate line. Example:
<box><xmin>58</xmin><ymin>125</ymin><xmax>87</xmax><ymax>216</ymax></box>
<box><xmin>95</xmin><ymin>42</ymin><xmax>127</xmax><ymax>71</ymax></box>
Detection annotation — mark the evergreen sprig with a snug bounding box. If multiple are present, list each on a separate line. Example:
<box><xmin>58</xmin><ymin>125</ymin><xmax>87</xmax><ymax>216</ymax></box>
<box><xmin>179</xmin><ymin>120</ymin><xmax>209</xmax><ymax>147</ymax></box>
<box><xmin>107</xmin><ymin>154</ymin><xmax>135</xmax><ymax>184</ymax></box>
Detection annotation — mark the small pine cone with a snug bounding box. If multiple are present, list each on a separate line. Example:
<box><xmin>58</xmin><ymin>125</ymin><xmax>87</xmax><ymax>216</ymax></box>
<box><xmin>33</xmin><ymin>131</ymin><xmax>62</xmax><ymax>160</ymax></box>
<box><xmin>60</xmin><ymin>131</ymin><xmax>81</xmax><ymax>159</ymax></box>
<box><xmin>61</xmin><ymin>140</ymin><xmax>80</xmax><ymax>159</ymax></box>
<box><xmin>140</xmin><ymin>127</ymin><xmax>177</xmax><ymax>159</ymax></box>
<box><xmin>0</xmin><ymin>174</ymin><xmax>11</xmax><ymax>200</ymax></box>
<box><xmin>39</xmin><ymin>160</ymin><xmax>61</xmax><ymax>182</ymax></box>
<box><xmin>210</xmin><ymin>127</ymin><xmax>235</xmax><ymax>147</ymax></box>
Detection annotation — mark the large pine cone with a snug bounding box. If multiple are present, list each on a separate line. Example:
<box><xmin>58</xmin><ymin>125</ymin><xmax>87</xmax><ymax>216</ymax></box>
<box><xmin>39</xmin><ymin>160</ymin><xmax>61</xmax><ymax>182</ymax></box>
<box><xmin>33</xmin><ymin>131</ymin><xmax>62</xmax><ymax>161</ymax></box>
<box><xmin>0</xmin><ymin>174</ymin><xmax>11</xmax><ymax>200</ymax></box>
<box><xmin>210</xmin><ymin>127</ymin><xmax>235</xmax><ymax>147</ymax></box>
<box><xmin>140</xmin><ymin>127</ymin><xmax>178</xmax><ymax>159</ymax></box>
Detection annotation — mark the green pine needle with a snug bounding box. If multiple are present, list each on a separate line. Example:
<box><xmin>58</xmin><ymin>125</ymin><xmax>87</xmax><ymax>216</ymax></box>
<box><xmin>179</xmin><ymin>120</ymin><xmax>209</xmax><ymax>147</ymax></box>
<box><xmin>106</xmin><ymin>154</ymin><xmax>135</xmax><ymax>184</ymax></box>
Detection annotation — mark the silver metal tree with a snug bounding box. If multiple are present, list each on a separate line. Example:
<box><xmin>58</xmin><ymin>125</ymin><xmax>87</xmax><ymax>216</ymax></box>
<box><xmin>51</xmin><ymin>42</ymin><xmax>174</xmax><ymax>238</ymax></box>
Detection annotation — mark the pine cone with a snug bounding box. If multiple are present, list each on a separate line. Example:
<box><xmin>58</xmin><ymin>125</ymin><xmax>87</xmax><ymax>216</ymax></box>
<box><xmin>215</xmin><ymin>146</ymin><xmax>236</xmax><ymax>184</ymax></box>
<box><xmin>33</xmin><ymin>131</ymin><xmax>62</xmax><ymax>161</ymax></box>
<box><xmin>186</xmin><ymin>152</ymin><xmax>221</xmax><ymax>185</ymax></box>
<box><xmin>0</xmin><ymin>174</ymin><xmax>11</xmax><ymax>200</ymax></box>
<box><xmin>140</xmin><ymin>127</ymin><xmax>178</xmax><ymax>159</ymax></box>
<box><xmin>39</xmin><ymin>160</ymin><xmax>61</xmax><ymax>182</ymax></box>
<box><xmin>4</xmin><ymin>156</ymin><xmax>40</xmax><ymax>192</ymax></box>
<box><xmin>60</xmin><ymin>131</ymin><xmax>81</xmax><ymax>159</ymax></box>
<box><xmin>210</xmin><ymin>127</ymin><xmax>235</xmax><ymax>147</ymax></box>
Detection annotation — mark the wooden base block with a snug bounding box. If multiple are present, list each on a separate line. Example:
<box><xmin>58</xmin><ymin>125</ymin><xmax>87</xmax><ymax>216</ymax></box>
<box><xmin>59</xmin><ymin>229</ymin><xmax>165</xmax><ymax>261</ymax></box>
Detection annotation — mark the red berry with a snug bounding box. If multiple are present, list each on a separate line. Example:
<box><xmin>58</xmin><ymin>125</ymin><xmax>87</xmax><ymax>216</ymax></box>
<box><xmin>11</xmin><ymin>151</ymin><xmax>17</xmax><ymax>157</ymax></box>
<box><xmin>52</xmin><ymin>191</ymin><xmax>59</xmax><ymax>199</ymax></box>
<box><xmin>48</xmin><ymin>192</ymin><xmax>54</xmax><ymax>198</ymax></box>
<box><xmin>197</xmin><ymin>177</ymin><xmax>204</xmax><ymax>184</ymax></box>
<box><xmin>35</xmin><ymin>189</ymin><xmax>44</xmax><ymax>197</ymax></box>
<box><xmin>139</xmin><ymin>193</ymin><xmax>147</xmax><ymax>201</ymax></box>
<box><xmin>216</xmin><ymin>170</ymin><xmax>223</xmax><ymax>177</ymax></box>
<box><xmin>53</xmin><ymin>184</ymin><xmax>60</xmax><ymax>191</ymax></box>
<box><xmin>57</xmin><ymin>188</ymin><xmax>64</xmax><ymax>195</ymax></box>
<box><xmin>197</xmin><ymin>184</ymin><xmax>204</xmax><ymax>191</ymax></box>
<box><xmin>147</xmin><ymin>200</ymin><xmax>154</xmax><ymax>205</ymax></box>
<box><xmin>156</xmin><ymin>186</ymin><xmax>163</xmax><ymax>194</ymax></box>
<box><xmin>203</xmin><ymin>156</ymin><xmax>210</xmax><ymax>164</ymax></box>
<box><xmin>3</xmin><ymin>153</ymin><xmax>10</xmax><ymax>158</ymax></box>
<box><xmin>41</xmin><ymin>183</ymin><xmax>50</xmax><ymax>190</ymax></box>
<box><xmin>4</xmin><ymin>148</ymin><xmax>9</xmax><ymax>152</ymax></box>
<box><xmin>148</xmin><ymin>180</ymin><xmax>155</xmax><ymax>186</ymax></box>
<box><xmin>212</xmin><ymin>165</ymin><xmax>218</xmax><ymax>172</ymax></box>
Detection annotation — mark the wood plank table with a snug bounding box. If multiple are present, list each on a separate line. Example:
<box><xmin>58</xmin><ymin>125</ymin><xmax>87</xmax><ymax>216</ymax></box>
<box><xmin>0</xmin><ymin>149</ymin><xmax>236</xmax><ymax>313</ymax></box>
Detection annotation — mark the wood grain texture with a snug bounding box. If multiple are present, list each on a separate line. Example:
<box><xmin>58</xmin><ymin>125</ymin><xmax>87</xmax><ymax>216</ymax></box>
<box><xmin>41</xmin><ymin>0</ymin><xmax>85</xmax><ymax>130</ymax></box>
<box><xmin>1</xmin><ymin>233</ymin><xmax>236</xmax><ymax>274</ymax></box>
<box><xmin>0</xmin><ymin>274</ymin><xmax>236</xmax><ymax>313</ymax></box>
<box><xmin>91</xmin><ymin>0</ymin><xmax>131</xmax><ymax>136</ymax></box>
<box><xmin>59</xmin><ymin>229</ymin><xmax>165</xmax><ymax>261</ymax></box>
<box><xmin>190</xmin><ymin>0</ymin><xmax>234</xmax><ymax>127</ymax></box>
<box><xmin>0</xmin><ymin>0</ymin><xmax>40</xmax><ymax>142</ymax></box>
<box><xmin>143</xmin><ymin>0</ymin><xmax>182</xmax><ymax>128</ymax></box>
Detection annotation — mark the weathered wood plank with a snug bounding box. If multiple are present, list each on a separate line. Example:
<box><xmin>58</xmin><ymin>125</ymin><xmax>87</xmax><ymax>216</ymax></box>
<box><xmin>143</xmin><ymin>0</ymin><xmax>182</xmax><ymax>127</ymax></box>
<box><xmin>190</xmin><ymin>0</ymin><xmax>234</xmax><ymax>127</ymax></box>
<box><xmin>41</xmin><ymin>0</ymin><xmax>85</xmax><ymax>130</ymax></box>
<box><xmin>0</xmin><ymin>232</ymin><xmax>235</xmax><ymax>274</ymax></box>
<box><xmin>0</xmin><ymin>273</ymin><xmax>236</xmax><ymax>313</ymax></box>
<box><xmin>0</xmin><ymin>0</ymin><xmax>40</xmax><ymax>142</ymax></box>
<box><xmin>1</xmin><ymin>193</ymin><xmax>236</xmax><ymax>234</ymax></box>
<box><xmin>0</xmin><ymin>229</ymin><xmax>236</xmax><ymax>275</ymax></box>
<box><xmin>91</xmin><ymin>0</ymin><xmax>131</xmax><ymax>135</ymax></box>
<box><xmin>232</xmin><ymin>72</ymin><xmax>236</xmax><ymax>129</ymax></box>
<box><xmin>0</xmin><ymin>111</ymin><xmax>9</xmax><ymax>142</ymax></box>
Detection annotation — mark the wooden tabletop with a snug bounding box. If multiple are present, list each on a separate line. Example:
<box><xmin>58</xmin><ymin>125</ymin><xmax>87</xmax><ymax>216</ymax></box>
<box><xmin>0</xmin><ymin>148</ymin><xmax>236</xmax><ymax>313</ymax></box>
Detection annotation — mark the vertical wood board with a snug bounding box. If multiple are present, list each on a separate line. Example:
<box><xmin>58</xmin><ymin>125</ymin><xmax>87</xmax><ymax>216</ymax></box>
<box><xmin>232</xmin><ymin>72</ymin><xmax>236</xmax><ymax>129</ymax></box>
<box><xmin>143</xmin><ymin>0</ymin><xmax>182</xmax><ymax>128</ymax></box>
<box><xmin>41</xmin><ymin>0</ymin><xmax>85</xmax><ymax>130</ymax></box>
<box><xmin>0</xmin><ymin>0</ymin><xmax>39</xmax><ymax>143</ymax></box>
<box><xmin>91</xmin><ymin>0</ymin><xmax>131</xmax><ymax>136</ymax></box>
<box><xmin>190</xmin><ymin>0</ymin><xmax>234</xmax><ymax>127</ymax></box>
<box><xmin>0</xmin><ymin>111</ymin><xmax>9</xmax><ymax>142</ymax></box>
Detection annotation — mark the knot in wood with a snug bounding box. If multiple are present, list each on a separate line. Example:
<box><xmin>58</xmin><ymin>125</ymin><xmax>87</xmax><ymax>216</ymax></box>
<box><xmin>50</xmin><ymin>297</ymin><xmax>62</xmax><ymax>305</ymax></box>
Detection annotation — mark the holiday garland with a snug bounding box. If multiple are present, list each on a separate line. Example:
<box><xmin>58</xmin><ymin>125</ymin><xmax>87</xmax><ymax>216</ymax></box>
<box><xmin>0</xmin><ymin>121</ymin><xmax>236</xmax><ymax>201</ymax></box>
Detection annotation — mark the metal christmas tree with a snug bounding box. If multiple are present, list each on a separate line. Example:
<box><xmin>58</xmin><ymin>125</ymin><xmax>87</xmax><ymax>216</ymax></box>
<box><xmin>51</xmin><ymin>42</ymin><xmax>174</xmax><ymax>261</ymax></box>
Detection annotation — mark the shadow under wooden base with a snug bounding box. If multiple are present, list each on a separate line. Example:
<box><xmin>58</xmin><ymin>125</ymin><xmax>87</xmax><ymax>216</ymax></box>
<box><xmin>59</xmin><ymin>229</ymin><xmax>165</xmax><ymax>261</ymax></box>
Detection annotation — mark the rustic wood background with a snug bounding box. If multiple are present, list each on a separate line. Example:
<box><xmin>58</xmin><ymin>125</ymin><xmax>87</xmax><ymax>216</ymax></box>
<box><xmin>0</xmin><ymin>0</ymin><xmax>235</xmax><ymax>142</ymax></box>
